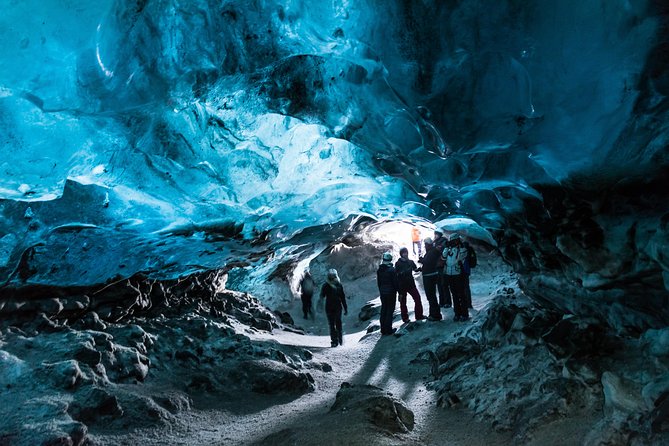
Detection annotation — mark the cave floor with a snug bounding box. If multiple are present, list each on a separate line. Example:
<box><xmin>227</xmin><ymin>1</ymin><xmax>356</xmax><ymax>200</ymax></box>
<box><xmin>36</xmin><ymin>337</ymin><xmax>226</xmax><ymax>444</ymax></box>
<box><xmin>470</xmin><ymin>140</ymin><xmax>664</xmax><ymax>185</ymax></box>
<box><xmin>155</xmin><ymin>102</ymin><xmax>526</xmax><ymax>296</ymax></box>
<box><xmin>90</xmin><ymin>273</ymin><xmax>597</xmax><ymax>446</ymax></box>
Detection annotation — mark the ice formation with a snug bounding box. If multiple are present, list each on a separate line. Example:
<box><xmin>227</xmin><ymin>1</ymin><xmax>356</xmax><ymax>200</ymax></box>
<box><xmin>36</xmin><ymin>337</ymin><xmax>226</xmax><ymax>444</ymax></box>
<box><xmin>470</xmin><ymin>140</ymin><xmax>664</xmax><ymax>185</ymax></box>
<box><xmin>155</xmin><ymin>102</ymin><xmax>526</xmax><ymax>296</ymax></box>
<box><xmin>1</xmin><ymin>0</ymin><xmax>668</xmax><ymax>332</ymax></box>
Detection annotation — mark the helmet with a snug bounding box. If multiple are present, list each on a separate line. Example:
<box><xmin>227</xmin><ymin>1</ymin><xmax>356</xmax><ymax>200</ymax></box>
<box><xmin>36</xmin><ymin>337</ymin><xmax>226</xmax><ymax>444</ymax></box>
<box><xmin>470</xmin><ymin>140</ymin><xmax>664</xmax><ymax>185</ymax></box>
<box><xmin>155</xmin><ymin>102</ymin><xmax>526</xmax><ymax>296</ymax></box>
<box><xmin>382</xmin><ymin>252</ymin><xmax>393</xmax><ymax>263</ymax></box>
<box><xmin>327</xmin><ymin>268</ymin><xmax>339</xmax><ymax>280</ymax></box>
<box><xmin>424</xmin><ymin>237</ymin><xmax>434</xmax><ymax>246</ymax></box>
<box><xmin>447</xmin><ymin>233</ymin><xmax>461</xmax><ymax>242</ymax></box>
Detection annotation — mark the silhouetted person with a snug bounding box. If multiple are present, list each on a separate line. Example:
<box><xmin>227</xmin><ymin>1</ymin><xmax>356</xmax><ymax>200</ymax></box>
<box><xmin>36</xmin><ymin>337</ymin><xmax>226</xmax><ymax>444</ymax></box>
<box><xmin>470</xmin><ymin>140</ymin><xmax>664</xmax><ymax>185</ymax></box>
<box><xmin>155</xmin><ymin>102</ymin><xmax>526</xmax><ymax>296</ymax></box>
<box><xmin>395</xmin><ymin>247</ymin><xmax>425</xmax><ymax>322</ymax></box>
<box><xmin>419</xmin><ymin>238</ymin><xmax>442</xmax><ymax>321</ymax></box>
<box><xmin>433</xmin><ymin>229</ymin><xmax>451</xmax><ymax>308</ymax></box>
<box><xmin>377</xmin><ymin>252</ymin><xmax>399</xmax><ymax>335</ymax></box>
<box><xmin>298</xmin><ymin>270</ymin><xmax>315</xmax><ymax>319</ymax></box>
<box><xmin>320</xmin><ymin>269</ymin><xmax>348</xmax><ymax>347</ymax></box>
<box><xmin>442</xmin><ymin>234</ymin><xmax>469</xmax><ymax>321</ymax></box>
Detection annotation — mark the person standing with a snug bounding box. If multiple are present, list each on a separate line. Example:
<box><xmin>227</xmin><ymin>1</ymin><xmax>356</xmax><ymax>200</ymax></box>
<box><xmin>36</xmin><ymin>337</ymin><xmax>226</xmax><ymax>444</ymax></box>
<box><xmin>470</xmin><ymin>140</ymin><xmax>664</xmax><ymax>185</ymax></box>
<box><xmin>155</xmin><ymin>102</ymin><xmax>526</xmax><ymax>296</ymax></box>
<box><xmin>377</xmin><ymin>252</ymin><xmax>399</xmax><ymax>335</ymax></box>
<box><xmin>395</xmin><ymin>247</ymin><xmax>425</xmax><ymax>322</ymax></box>
<box><xmin>298</xmin><ymin>270</ymin><xmax>315</xmax><ymax>319</ymax></box>
<box><xmin>462</xmin><ymin>241</ymin><xmax>476</xmax><ymax>309</ymax></box>
<box><xmin>411</xmin><ymin>227</ymin><xmax>422</xmax><ymax>257</ymax></box>
<box><xmin>433</xmin><ymin>230</ymin><xmax>451</xmax><ymax>308</ymax></box>
<box><xmin>442</xmin><ymin>234</ymin><xmax>469</xmax><ymax>321</ymax></box>
<box><xmin>418</xmin><ymin>238</ymin><xmax>443</xmax><ymax>321</ymax></box>
<box><xmin>320</xmin><ymin>269</ymin><xmax>348</xmax><ymax>347</ymax></box>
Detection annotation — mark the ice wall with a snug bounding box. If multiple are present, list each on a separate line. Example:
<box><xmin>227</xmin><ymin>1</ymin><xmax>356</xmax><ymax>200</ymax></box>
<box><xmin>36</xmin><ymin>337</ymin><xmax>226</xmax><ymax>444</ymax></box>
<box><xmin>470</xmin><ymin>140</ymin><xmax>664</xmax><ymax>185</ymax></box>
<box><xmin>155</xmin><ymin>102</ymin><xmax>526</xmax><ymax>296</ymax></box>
<box><xmin>1</xmin><ymin>0</ymin><xmax>667</xmax><ymax>331</ymax></box>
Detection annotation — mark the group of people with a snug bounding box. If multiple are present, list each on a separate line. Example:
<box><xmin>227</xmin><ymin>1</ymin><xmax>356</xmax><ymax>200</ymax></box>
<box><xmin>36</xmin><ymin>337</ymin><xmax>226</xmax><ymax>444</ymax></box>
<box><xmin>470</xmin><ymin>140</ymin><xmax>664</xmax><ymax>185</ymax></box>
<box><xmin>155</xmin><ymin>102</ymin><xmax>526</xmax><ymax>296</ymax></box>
<box><xmin>376</xmin><ymin>230</ymin><xmax>476</xmax><ymax>335</ymax></box>
<box><xmin>297</xmin><ymin>228</ymin><xmax>477</xmax><ymax>346</ymax></box>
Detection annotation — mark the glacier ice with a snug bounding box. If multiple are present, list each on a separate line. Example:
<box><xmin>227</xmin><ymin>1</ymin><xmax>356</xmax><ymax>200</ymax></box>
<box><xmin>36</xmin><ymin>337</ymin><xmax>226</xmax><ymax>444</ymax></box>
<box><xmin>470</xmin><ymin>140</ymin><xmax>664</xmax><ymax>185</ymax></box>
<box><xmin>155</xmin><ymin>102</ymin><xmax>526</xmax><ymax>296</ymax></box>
<box><xmin>0</xmin><ymin>0</ymin><xmax>668</xmax><ymax>331</ymax></box>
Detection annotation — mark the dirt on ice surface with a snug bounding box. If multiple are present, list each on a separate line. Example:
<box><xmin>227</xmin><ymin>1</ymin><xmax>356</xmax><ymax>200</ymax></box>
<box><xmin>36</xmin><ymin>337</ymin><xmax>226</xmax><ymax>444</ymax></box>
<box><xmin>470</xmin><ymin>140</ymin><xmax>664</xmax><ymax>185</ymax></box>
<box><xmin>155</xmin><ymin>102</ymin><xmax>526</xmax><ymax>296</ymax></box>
<box><xmin>91</xmin><ymin>252</ymin><xmax>584</xmax><ymax>446</ymax></box>
<box><xmin>94</xmin><ymin>314</ymin><xmax>510</xmax><ymax>446</ymax></box>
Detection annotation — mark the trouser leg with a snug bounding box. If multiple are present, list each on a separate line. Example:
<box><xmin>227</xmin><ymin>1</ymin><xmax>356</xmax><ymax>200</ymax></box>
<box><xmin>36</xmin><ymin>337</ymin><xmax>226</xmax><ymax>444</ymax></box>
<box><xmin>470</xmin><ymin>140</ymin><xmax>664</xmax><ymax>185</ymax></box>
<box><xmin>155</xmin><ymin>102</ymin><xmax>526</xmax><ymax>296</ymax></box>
<box><xmin>379</xmin><ymin>293</ymin><xmax>396</xmax><ymax>334</ymax></box>
<box><xmin>448</xmin><ymin>275</ymin><xmax>468</xmax><ymax>319</ymax></box>
<box><xmin>327</xmin><ymin>312</ymin><xmax>338</xmax><ymax>345</ymax></box>
<box><xmin>407</xmin><ymin>285</ymin><xmax>424</xmax><ymax>319</ymax></box>
<box><xmin>422</xmin><ymin>275</ymin><xmax>441</xmax><ymax>319</ymax></box>
<box><xmin>438</xmin><ymin>273</ymin><xmax>452</xmax><ymax>307</ymax></box>
<box><xmin>302</xmin><ymin>294</ymin><xmax>312</xmax><ymax>318</ymax></box>
<box><xmin>398</xmin><ymin>292</ymin><xmax>409</xmax><ymax>322</ymax></box>
<box><xmin>335</xmin><ymin>315</ymin><xmax>343</xmax><ymax>345</ymax></box>
<box><xmin>463</xmin><ymin>274</ymin><xmax>472</xmax><ymax>308</ymax></box>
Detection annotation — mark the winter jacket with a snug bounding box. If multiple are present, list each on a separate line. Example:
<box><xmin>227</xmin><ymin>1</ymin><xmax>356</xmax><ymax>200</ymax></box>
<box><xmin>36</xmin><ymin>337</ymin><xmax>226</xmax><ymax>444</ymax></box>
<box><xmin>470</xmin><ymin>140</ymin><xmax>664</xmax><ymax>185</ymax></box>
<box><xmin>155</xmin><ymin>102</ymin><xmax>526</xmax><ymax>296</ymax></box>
<box><xmin>377</xmin><ymin>263</ymin><xmax>399</xmax><ymax>296</ymax></box>
<box><xmin>395</xmin><ymin>257</ymin><xmax>419</xmax><ymax>291</ymax></box>
<box><xmin>419</xmin><ymin>245</ymin><xmax>441</xmax><ymax>277</ymax></box>
<box><xmin>442</xmin><ymin>246</ymin><xmax>468</xmax><ymax>276</ymax></box>
<box><xmin>300</xmin><ymin>274</ymin><xmax>315</xmax><ymax>296</ymax></box>
<box><xmin>321</xmin><ymin>281</ymin><xmax>347</xmax><ymax>314</ymax></box>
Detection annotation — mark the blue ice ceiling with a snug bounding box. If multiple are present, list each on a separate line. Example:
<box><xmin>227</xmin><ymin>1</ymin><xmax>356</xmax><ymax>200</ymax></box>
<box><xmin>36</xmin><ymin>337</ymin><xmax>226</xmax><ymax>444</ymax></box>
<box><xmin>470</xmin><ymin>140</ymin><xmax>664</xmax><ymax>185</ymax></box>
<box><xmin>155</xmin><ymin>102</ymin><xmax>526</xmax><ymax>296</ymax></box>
<box><xmin>1</xmin><ymin>0</ymin><xmax>668</xmax><ymax>330</ymax></box>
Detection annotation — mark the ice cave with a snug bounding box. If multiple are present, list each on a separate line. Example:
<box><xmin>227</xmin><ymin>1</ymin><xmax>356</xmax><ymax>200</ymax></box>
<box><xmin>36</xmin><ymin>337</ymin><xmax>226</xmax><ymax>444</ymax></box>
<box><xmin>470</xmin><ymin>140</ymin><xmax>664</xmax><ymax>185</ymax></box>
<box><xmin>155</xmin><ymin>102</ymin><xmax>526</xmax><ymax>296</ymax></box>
<box><xmin>1</xmin><ymin>0</ymin><xmax>668</xmax><ymax>444</ymax></box>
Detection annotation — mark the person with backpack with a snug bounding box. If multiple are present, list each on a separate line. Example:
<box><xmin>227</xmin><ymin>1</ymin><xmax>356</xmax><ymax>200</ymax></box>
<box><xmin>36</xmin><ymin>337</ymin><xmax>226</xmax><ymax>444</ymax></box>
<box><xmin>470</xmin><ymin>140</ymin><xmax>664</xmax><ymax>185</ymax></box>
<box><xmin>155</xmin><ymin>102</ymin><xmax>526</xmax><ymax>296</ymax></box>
<box><xmin>377</xmin><ymin>252</ymin><xmax>399</xmax><ymax>335</ymax></box>
<box><xmin>418</xmin><ymin>237</ymin><xmax>443</xmax><ymax>321</ymax></box>
<box><xmin>442</xmin><ymin>234</ymin><xmax>469</xmax><ymax>321</ymax></box>
<box><xmin>395</xmin><ymin>247</ymin><xmax>426</xmax><ymax>323</ymax></box>
<box><xmin>298</xmin><ymin>270</ymin><xmax>315</xmax><ymax>319</ymax></box>
<box><xmin>462</xmin><ymin>241</ymin><xmax>477</xmax><ymax>309</ymax></box>
<box><xmin>320</xmin><ymin>269</ymin><xmax>348</xmax><ymax>347</ymax></box>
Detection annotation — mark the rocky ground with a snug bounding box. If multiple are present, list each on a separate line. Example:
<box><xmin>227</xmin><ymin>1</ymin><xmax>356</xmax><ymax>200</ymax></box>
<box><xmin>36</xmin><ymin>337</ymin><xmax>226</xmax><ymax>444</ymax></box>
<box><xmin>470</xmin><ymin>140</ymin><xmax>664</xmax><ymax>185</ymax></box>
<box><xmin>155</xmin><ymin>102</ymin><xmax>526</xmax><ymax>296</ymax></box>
<box><xmin>1</xmin><ymin>241</ymin><xmax>669</xmax><ymax>445</ymax></box>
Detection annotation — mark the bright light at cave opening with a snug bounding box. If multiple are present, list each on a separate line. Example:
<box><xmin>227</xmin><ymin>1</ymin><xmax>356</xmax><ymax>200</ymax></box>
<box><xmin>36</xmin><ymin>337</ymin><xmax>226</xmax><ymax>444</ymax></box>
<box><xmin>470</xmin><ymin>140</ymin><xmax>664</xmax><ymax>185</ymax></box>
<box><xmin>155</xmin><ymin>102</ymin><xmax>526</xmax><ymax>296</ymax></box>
<box><xmin>362</xmin><ymin>220</ymin><xmax>436</xmax><ymax>260</ymax></box>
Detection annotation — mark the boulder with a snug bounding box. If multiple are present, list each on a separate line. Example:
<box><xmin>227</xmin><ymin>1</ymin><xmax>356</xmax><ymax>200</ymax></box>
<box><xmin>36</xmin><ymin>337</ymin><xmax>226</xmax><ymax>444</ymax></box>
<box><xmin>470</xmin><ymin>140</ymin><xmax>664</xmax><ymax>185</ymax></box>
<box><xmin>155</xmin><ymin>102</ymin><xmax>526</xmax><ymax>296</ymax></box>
<box><xmin>330</xmin><ymin>382</ymin><xmax>414</xmax><ymax>433</ymax></box>
<box><xmin>231</xmin><ymin>359</ymin><xmax>315</xmax><ymax>394</ymax></box>
<box><xmin>44</xmin><ymin>360</ymin><xmax>85</xmax><ymax>389</ymax></box>
<box><xmin>69</xmin><ymin>387</ymin><xmax>124</xmax><ymax>423</ymax></box>
<box><xmin>359</xmin><ymin>300</ymin><xmax>381</xmax><ymax>321</ymax></box>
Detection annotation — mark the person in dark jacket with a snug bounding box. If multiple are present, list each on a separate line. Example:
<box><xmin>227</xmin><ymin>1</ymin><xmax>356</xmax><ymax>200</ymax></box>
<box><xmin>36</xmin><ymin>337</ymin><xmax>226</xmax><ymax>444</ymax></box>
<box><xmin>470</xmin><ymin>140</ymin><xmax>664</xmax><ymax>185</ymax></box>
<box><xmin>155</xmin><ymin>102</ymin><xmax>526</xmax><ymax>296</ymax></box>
<box><xmin>418</xmin><ymin>238</ymin><xmax>443</xmax><ymax>321</ymax></box>
<box><xmin>395</xmin><ymin>247</ymin><xmax>425</xmax><ymax>323</ymax></box>
<box><xmin>298</xmin><ymin>270</ymin><xmax>315</xmax><ymax>319</ymax></box>
<box><xmin>433</xmin><ymin>230</ymin><xmax>451</xmax><ymax>308</ymax></box>
<box><xmin>320</xmin><ymin>269</ymin><xmax>348</xmax><ymax>347</ymax></box>
<box><xmin>377</xmin><ymin>252</ymin><xmax>399</xmax><ymax>335</ymax></box>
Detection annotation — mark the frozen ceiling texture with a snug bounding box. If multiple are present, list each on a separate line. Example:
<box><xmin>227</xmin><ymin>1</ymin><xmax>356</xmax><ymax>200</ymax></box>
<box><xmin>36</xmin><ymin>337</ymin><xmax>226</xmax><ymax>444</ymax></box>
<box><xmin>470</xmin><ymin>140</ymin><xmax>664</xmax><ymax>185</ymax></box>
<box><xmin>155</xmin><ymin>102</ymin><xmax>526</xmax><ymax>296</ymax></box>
<box><xmin>1</xmin><ymin>0</ymin><xmax>668</xmax><ymax>332</ymax></box>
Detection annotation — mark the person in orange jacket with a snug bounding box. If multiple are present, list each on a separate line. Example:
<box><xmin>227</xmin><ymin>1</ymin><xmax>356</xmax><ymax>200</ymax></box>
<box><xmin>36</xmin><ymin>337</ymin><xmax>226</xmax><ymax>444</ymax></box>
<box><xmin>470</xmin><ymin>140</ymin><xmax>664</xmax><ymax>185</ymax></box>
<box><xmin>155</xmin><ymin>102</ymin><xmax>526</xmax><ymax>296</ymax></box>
<box><xmin>411</xmin><ymin>227</ymin><xmax>422</xmax><ymax>257</ymax></box>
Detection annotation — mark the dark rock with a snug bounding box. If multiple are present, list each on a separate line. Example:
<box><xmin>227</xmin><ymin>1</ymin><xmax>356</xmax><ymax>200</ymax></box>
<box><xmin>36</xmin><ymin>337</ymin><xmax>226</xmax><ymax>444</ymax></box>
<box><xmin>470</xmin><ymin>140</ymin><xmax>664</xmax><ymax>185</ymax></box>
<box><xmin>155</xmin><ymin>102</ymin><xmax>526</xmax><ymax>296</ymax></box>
<box><xmin>44</xmin><ymin>360</ymin><xmax>84</xmax><ymax>389</ymax></box>
<box><xmin>251</xmin><ymin>317</ymin><xmax>273</xmax><ymax>332</ymax></box>
<box><xmin>435</xmin><ymin>337</ymin><xmax>481</xmax><ymax>365</ymax></box>
<box><xmin>273</xmin><ymin>310</ymin><xmax>294</xmax><ymax>325</ymax></box>
<box><xmin>330</xmin><ymin>382</ymin><xmax>414</xmax><ymax>433</ymax></box>
<box><xmin>651</xmin><ymin>391</ymin><xmax>669</xmax><ymax>433</ymax></box>
<box><xmin>359</xmin><ymin>301</ymin><xmax>381</xmax><ymax>321</ymax></box>
<box><xmin>231</xmin><ymin>359</ymin><xmax>315</xmax><ymax>394</ymax></box>
<box><xmin>75</xmin><ymin>312</ymin><xmax>107</xmax><ymax>331</ymax></box>
<box><xmin>154</xmin><ymin>393</ymin><xmax>192</xmax><ymax>414</ymax></box>
<box><xmin>69</xmin><ymin>388</ymin><xmax>124</xmax><ymax>423</ymax></box>
<box><xmin>188</xmin><ymin>374</ymin><xmax>216</xmax><ymax>391</ymax></box>
<box><xmin>174</xmin><ymin>350</ymin><xmax>200</xmax><ymax>363</ymax></box>
<box><xmin>542</xmin><ymin>316</ymin><xmax>618</xmax><ymax>358</ymax></box>
<box><xmin>311</xmin><ymin>361</ymin><xmax>333</xmax><ymax>372</ymax></box>
<box><xmin>366</xmin><ymin>323</ymin><xmax>380</xmax><ymax>334</ymax></box>
<box><xmin>74</xmin><ymin>346</ymin><xmax>102</xmax><ymax>366</ymax></box>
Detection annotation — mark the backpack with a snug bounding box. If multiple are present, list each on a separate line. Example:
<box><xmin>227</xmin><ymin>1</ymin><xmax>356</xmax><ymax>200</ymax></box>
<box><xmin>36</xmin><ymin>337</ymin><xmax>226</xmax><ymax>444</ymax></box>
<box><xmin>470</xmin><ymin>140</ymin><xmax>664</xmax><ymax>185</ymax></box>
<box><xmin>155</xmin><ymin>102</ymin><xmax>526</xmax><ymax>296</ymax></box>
<box><xmin>466</xmin><ymin>246</ymin><xmax>477</xmax><ymax>268</ymax></box>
